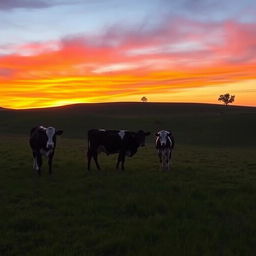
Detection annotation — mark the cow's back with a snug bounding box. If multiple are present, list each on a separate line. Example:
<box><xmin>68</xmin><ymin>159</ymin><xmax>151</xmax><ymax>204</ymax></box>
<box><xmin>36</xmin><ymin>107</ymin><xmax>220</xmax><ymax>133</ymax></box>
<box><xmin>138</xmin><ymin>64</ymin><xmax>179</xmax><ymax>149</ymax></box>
<box><xmin>88</xmin><ymin>129</ymin><xmax>124</xmax><ymax>154</ymax></box>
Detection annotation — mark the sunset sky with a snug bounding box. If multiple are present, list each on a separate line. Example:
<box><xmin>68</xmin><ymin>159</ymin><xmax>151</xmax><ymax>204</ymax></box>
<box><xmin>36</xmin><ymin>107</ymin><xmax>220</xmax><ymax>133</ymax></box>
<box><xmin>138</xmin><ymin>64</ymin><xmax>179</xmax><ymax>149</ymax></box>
<box><xmin>0</xmin><ymin>0</ymin><xmax>256</xmax><ymax>109</ymax></box>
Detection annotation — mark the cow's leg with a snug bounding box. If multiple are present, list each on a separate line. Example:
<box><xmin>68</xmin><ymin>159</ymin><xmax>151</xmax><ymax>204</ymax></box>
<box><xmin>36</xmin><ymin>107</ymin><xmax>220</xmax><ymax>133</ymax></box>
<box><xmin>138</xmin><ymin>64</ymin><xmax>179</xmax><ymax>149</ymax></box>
<box><xmin>48</xmin><ymin>153</ymin><xmax>54</xmax><ymax>175</ymax></box>
<box><xmin>162</xmin><ymin>149</ymin><xmax>169</xmax><ymax>171</ymax></box>
<box><xmin>116</xmin><ymin>152</ymin><xmax>122</xmax><ymax>170</ymax></box>
<box><xmin>87</xmin><ymin>150</ymin><xmax>92</xmax><ymax>170</ymax></box>
<box><xmin>163</xmin><ymin>149</ymin><xmax>171</xmax><ymax>171</ymax></box>
<box><xmin>161</xmin><ymin>152</ymin><xmax>165</xmax><ymax>170</ymax></box>
<box><xmin>168</xmin><ymin>150</ymin><xmax>172</xmax><ymax>171</ymax></box>
<box><xmin>35</xmin><ymin>152</ymin><xmax>42</xmax><ymax>175</ymax></box>
<box><xmin>166</xmin><ymin>156</ymin><xmax>170</xmax><ymax>171</ymax></box>
<box><xmin>158</xmin><ymin>151</ymin><xmax>162</xmax><ymax>163</ymax></box>
<box><xmin>32</xmin><ymin>151</ymin><xmax>37</xmax><ymax>169</ymax></box>
<box><xmin>158</xmin><ymin>151</ymin><xmax>162</xmax><ymax>170</ymax></box>
<box><xmin>92</xmin><ymin>152</ymin><xmax>101</xmax><ymax>170</ymax></box>
<box><xmin>121</xmin><ymin>156</ymin><xmax>126</xmax><ymax>170</ymax></box>
<box><xmin>116</xmin><ymin>152</ymin><xmax>125</xmax><ymax>170</ymax></box>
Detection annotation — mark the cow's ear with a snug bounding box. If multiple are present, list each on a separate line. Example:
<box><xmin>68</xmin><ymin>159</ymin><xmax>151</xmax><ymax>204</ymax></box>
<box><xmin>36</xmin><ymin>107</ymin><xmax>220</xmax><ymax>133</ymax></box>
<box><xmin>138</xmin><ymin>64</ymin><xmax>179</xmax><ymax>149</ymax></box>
<box><xmin>155</xmin><ymin>132</ymin><xmax>159</xmax><ymax>136</ymax></box>
<box><xmin>56</xmin><ymin>130</ymin><xmax>63</xmax><ymax>136</ymax></box>
<box><xmin>168</xmin><ymin>130</ymin><xmax>172</xmax><ymax>135</ymax></box>
<box><xmin>145</xmin><ymin>132</ymin><xmax>151</xmax><ymax>136</ymax></box>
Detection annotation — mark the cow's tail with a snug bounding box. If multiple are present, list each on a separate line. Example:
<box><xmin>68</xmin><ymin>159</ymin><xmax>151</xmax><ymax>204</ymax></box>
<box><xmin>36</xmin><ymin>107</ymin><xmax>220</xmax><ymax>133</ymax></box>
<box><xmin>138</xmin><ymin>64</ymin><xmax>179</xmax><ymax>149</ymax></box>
<box><xmin>87</xmin><ymin>132</ymin><xmax>93</xmax><ymax>171</ymax></box>
<box><xmin>88</xmin><ymin>137</ymin><xmax>90</xmax><ymax>151</ymax></box>
<box><xmin>87</xmin><ymin>131</ymin><xmax>91</xmax><ymax>157</ymax></box>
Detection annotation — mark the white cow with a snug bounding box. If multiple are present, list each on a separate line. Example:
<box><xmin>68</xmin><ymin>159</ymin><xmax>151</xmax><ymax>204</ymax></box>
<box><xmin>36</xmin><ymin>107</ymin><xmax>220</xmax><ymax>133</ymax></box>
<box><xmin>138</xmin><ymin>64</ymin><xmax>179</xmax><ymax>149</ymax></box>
<box><xmin>155</xmin><ymin>130</ymin><xmax>175</xmax><ymax>171</ymax></box>
<box><xmin>29</xmin><ymin>126</ymin><xmax>63</xmax><ymax>175</ymax></box>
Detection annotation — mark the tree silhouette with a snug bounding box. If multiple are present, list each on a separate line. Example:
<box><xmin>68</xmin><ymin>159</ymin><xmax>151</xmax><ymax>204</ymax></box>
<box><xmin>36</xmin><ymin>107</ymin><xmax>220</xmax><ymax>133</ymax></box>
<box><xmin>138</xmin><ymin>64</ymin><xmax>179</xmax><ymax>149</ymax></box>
<box><xmin>141</xmin><ymin>96</ymin><xmax>148</xmax><ymax>103</ymax></box>
<box><xmin>218</xmin><ymin>93</ymin><xmax>235</xmax><ymax>106</ymax></box>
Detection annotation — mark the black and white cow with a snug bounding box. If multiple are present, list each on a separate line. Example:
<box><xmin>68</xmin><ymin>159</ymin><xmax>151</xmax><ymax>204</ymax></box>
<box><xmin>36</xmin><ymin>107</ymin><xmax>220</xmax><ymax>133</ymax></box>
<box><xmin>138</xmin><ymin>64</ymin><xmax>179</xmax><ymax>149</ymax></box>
<box><xmin>29</xmin><ymin>126</ymin><xmax>63</xmax><ymax>175</ymax></box>
<box><xmin>155</xmin><ymin>130</ymin><xmax>175</xmax><ymax>171</ymax></box>
<box><xmin>87</xmin><ymin>129</ymin><xmax>150</xmax><ymax>170</ymax></box>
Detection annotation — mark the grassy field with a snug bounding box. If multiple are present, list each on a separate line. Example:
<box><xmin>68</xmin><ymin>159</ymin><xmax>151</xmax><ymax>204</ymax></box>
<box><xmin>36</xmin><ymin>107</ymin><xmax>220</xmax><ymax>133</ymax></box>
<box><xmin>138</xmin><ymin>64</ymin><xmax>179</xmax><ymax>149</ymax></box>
<box><xmin>0</xmin><ymin>103</ymin><xmax>256</xmax><ymax>256</ymax></box>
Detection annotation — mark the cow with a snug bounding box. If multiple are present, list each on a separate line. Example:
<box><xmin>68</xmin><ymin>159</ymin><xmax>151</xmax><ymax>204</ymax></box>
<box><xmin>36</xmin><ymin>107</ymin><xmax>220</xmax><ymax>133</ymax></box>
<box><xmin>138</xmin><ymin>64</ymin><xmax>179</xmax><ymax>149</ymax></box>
<box><xmin>87</xmin><ymin>129</ymin><xmax>150</xmax><ymax>170</ymax></box>
<box><xmin>155</xmin><ymin>130</ymin><xmax>175</xmax><ymax>171</ymax></box>
<box><xmin>29</xmin><ymin>126</ymin><xmax>63</xmax><ymax>175</ymax></box>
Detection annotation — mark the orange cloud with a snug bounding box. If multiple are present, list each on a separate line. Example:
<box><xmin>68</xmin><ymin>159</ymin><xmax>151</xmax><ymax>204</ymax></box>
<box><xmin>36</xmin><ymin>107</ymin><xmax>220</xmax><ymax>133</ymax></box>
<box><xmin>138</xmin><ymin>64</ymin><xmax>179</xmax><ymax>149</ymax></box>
<box><xmin>0</xmin><ymin>18</ymin><xmax>256</xmax><ymax>109</ymax></box>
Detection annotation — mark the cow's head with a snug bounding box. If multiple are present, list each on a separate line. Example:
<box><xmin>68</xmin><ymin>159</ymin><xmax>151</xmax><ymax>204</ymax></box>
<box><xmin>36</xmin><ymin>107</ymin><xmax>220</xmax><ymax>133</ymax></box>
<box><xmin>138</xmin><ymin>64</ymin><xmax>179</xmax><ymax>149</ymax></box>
<box><xmin>155</xmin><ymin>130</ymin><xmax>172</xmax><ymax>147</ymax></box>
<box><xmin>45</xmin><ymin>127</ymin><xmax>63</xmax><ymax>149</ymax></box>
<box><xmin>135</xmin><ymin>130</ymin><xmax>151</xmax><ymax>146</ymax></box>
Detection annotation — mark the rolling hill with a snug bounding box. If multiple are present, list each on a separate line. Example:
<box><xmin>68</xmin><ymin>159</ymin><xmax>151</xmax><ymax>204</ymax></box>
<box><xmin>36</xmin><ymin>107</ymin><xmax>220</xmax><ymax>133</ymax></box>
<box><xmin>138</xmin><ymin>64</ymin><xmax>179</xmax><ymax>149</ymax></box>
<box><xmin>0</xmin><ymin>102</ymin><xmax>255</xmax><ymax>147</ymax></box>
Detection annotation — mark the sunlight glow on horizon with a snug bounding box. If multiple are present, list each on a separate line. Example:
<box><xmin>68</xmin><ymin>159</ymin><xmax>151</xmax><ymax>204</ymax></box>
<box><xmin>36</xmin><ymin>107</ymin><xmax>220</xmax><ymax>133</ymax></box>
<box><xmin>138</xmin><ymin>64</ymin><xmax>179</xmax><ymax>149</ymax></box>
<box><xmin>2</xmin><ymin>79</ymin><xmax>256</xmax><ymax>109</ymax></box>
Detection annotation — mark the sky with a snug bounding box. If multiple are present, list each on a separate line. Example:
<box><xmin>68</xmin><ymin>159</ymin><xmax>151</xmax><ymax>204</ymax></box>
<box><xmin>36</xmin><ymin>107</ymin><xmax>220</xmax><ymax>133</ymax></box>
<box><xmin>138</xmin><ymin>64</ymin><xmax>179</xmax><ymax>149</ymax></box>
<box><xmin>0</xmin><ymin>0</ymin><xmax>256</xmax><ymax>109</ymax></box>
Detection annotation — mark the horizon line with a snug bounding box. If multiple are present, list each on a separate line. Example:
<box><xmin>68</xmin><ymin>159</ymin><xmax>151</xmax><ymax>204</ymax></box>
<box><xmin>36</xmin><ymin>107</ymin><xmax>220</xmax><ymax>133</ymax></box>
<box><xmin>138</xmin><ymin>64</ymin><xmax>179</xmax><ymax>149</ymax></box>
<box><xmin>1</xmin><ymin>101</ymin><xmax>255</xmax><ymax>111</ymax></box>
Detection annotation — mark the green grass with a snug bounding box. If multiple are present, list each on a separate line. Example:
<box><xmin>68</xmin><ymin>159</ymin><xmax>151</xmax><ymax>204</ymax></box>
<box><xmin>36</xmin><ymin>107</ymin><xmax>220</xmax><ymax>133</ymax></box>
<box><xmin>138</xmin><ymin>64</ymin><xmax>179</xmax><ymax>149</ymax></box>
<box><xmin>0</xmin><ymin>103</ymin><xmax>256</xmax><ymax>255</ymax></box>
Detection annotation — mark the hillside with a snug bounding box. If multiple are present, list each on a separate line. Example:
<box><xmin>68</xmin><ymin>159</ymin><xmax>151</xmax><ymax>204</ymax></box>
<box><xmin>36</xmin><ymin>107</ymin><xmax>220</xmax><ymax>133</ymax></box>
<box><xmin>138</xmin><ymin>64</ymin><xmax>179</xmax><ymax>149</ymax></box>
<box><xmin>0</xmin><ymin>102</ymin><xmax>255</xmax><ymax>146</ymax></box>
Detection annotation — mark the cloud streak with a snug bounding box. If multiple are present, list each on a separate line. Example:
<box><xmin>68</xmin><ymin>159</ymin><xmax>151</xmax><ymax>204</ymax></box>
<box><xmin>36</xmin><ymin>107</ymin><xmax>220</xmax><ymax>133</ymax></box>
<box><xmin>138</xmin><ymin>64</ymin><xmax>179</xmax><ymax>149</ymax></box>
<box><xmin>0</xmin><ymin>0</ymin><xmax>84</xmax><ymax>10</ymax></box>
<box><xmin>0</xmin><ymin>0</ymin><xmax>52</xmax><ymax>10</ymax></box>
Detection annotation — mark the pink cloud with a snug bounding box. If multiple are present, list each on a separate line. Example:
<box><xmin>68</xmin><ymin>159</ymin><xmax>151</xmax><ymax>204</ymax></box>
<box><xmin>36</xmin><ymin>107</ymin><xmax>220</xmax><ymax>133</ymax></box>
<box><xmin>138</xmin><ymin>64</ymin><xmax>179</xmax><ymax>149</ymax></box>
<box><xmin>2</xmin><ymin>17</ymin><xmax>255</xmax><ymax>68</ymax></box>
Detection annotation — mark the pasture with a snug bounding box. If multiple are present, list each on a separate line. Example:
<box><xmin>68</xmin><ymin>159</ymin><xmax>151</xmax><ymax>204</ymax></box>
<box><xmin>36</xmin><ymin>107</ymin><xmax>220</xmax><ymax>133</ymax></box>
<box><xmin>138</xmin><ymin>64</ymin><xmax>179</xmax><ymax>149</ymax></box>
<box><xmin>0</xmin><ymin>103</ymin><xmax>256</xmax><ymax>256</ymax></box>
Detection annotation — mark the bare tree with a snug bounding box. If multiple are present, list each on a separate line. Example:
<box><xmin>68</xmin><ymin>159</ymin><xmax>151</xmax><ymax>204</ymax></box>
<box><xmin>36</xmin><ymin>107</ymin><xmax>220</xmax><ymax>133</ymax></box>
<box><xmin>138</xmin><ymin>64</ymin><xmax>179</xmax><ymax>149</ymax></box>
<box><xmin>218</xmin><ymin>93</ymin><xmax>235</xmax><ymax>106</ymax></box>
<box><xmin>141</xmin><ymin>96</ymin><xmax>148</xmax><ymax>103</ymax></box>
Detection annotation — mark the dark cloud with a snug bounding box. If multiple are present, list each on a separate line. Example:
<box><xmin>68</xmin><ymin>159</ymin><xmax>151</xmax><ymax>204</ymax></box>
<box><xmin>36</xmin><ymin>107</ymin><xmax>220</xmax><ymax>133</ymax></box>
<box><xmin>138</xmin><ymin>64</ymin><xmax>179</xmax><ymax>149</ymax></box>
<box><xmin>0</xmin><ymin>0</ymin><xmax>51</xmax><ymax>10</ymax></box>
<box><xmin>158</xmin><ymin>0</ymin><xmax>220</xmax><ymax>14</ymax></box>
<box><xmin>159</xmin><ymin>0</ymin><xmax>256</xmax><ymax>22</ymax></box>
<box><xmin>0</xmin><ymin>0</ymin><xmax>82</xmax><ymax>10</ymax></box>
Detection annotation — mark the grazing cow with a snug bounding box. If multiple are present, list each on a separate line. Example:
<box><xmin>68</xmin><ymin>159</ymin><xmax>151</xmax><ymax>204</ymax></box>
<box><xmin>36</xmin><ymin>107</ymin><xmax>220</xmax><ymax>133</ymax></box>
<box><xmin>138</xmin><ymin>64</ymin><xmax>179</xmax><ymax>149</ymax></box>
<box><xmin>29</xmin><ymin>126</ymin><xmax>63</xmax><ymax>175</ymax></box>
<box><xmin>87</xmin><ymin>129</ymin><xmax>150</xmax><ymax>170</ymax></box>
<box><xmin>155</xmin><ymin>130</ymin><xmax>175</xmax><ymax>171</ymax></box>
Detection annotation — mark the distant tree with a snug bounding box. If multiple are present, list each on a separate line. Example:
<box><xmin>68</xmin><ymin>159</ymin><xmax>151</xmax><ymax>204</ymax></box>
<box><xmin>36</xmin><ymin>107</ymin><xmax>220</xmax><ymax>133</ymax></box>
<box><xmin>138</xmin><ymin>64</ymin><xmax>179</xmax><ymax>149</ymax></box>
<box><xmin>141</xmin><ymin>96</ymin><xmax>148</xmax><ymax>103</ymax></box>
<box><xmin>218</xmin><ymin>93</ymin><xmax>235</xmax><ymax>106</ymax></box>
